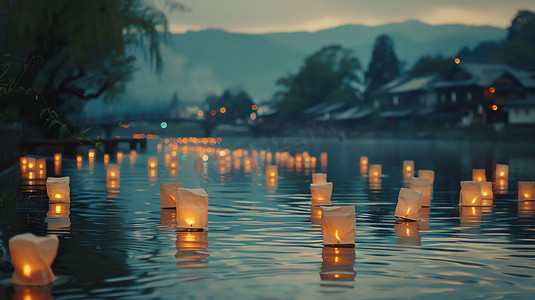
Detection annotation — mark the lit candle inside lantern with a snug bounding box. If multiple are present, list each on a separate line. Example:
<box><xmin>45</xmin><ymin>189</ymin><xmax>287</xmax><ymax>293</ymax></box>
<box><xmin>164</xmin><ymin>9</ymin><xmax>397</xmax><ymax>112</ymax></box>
<box><xmin>472</xmin><ymin>169</ymin><xmax>486</xmax><ymax>182</ymax></box>
<box><xmin>495</xmin><ymin>164</ymin><xmax>509</xmax><ymax>180</ymax></box>
<box><xmin>46</xmin><ymin>176</ymin><xmax>70</xmax><ymax>203</ymax></box>
<box><xmin>106</xmin><ymin>164</ymin><xmax>120</xmax><ymax>181</ymax></box>
<box><xmin>410</xmin><ymin>178</ymin><xmax>431</xmax><ymax>207</ymax></box>
<box><xmin>20</xmin><ymin>157</ymin><xmax>37</xmax><ymax>172</ymax></box>
<box><xmin>319</xmin><ymin>246</ymin><xmax>356</xmax><ymax>281</ymax></box>
<box><xmin>9</xmin><ymin>233</ymin><xmax>59</xmax><ymax>286</ymax></box>
<box><xmin>368</xmin><ymin>164</ymin><xmax>382</xmax><ymax>179</ymax></box>
<box><xmin>177</xmin><ymin>188</ymin><xmax>209</xmax><ymax>230</ymax></box>
<box><xmin>53</xmin><ymin>153</ymin><xmax>62</xmax><ymax>165</ymax></box>
<box><xmin>418</xmin><ymin>170</ymin><xmax>435</xmax><ymax>185</ymax></box>
<box><xmin>88</xmin><ymin>149</ymin><xmax>95</xmax><ymax>159</ymax></box>
<box><xmin>518</xmin><ymin>181</ymin><xmax>535</xmax><ymax>201</ymax></box>
<box><xmin>459</xmin><ymin>181</ymin><xmax>482</xmax><ymax>207</ymax></box>
<box><xmin>402</xmin><ymin>160</ymin><xmax>414</xmax><ymax>180</ymax></box>
<box><xmin>160</xmin><ymin>182</ymin><xmax>183</xmax><ymax>208</ymax></box>
<box><xmin>321</xmin><ymin>206</ymin><xmax>356</xmax><ymax>246</ymax></box>
<box><xmin>312</xmin><ymin>173</ymin><xmax>327</xmax><ymax>184</ymax></box>
<box><xmin>395</xmin><ymin>188</ymin><xmax>423</xmax><ymax>221</ymax></box>
<box><xmin>116</xmin><ymin>152</ymin><xmax>124</xmax><ymax>164</ymax></box>
<box><xmin>265</xmin><ymin>165</ymin><xmax>278</xmax><ymax>185</ymax></box>
<box><xmin>395</xmin><ymin>220</ymin><xmax>421</xmax><ymax>246</ymax></box>
<box><xmin>359</xmin><ymin>156</ymin><xmax>368</xmax><ymax>166</ymax></box>
<box><xmin>311</xmin><ymin>182</ymin><xmax>333</xmax><ymax>206</ymax></box>
<box><xmin>148</xmin><ymin>156</ymin><xmax>158</xmax><ymax>169</ymax></box>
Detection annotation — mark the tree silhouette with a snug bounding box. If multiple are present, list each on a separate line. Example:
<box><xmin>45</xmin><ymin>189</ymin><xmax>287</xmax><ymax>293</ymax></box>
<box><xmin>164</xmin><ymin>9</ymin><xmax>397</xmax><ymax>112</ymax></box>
<box><xmin>365</xmin><ymin>35</ymin><xmax>400</xmax><ymax>94</ymax></box>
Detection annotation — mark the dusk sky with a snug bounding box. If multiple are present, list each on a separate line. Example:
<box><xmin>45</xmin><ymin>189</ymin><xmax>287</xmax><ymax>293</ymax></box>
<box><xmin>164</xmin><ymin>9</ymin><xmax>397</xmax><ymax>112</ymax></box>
<box><xmin>163</xmin><ymin>0</ymin><xmax>535</xmax><ymax>34</ymax></box>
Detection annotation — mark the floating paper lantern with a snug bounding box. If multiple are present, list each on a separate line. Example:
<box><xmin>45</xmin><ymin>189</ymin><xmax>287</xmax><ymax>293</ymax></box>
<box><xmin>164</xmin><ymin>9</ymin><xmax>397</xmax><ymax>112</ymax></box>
<box><xmin>418</xmin><ymin>170</ymin><xmax>435</xmax><ymax>185</ymax></box>
<box><xmin>410</xmin><ymin>178</ymin><xmax>431</xmax><ymax>207</ymax></box>
<box><xmin>472</xmin><ymin>169</ymin><xmax>486</xmax><ymax>182</ymax></box>
<box><xmin>359</xmin><ymin>156</ymin><xmax>368</xmax><ymax>167</ymax></box>
<box><xmin>320</xmin><ymin>246</ymin><xmax>356</xmax><ymax>281</ymax></box>
<box><xmin>9</xmin><ymin>233</ymin><xmax>59</xmax><ymax>286</ymax></box>
<box><xmin>459</xmin><ymin>181</ymin><xmax>482</xmax><ymax>207</ymax></box>
<box><xmin>147</xmin><ymin>156</ymin><xmax>157</xmax><ymax>169</ymax></box>
<box><xmin>20</xmin><ymin>157</ymin><xmax>36</xmax><ymax>172</ymax></box>
<box><xmin>321</xmin><ymin>206</ymin><xmax>356</xmax><ymax>246</ymax></box>
<box><xmin>176</xmin><ymin>188</ymin><xmax>208</xmax><ymax>230</ymax></box>
<box><xmin>160</xmin><ymin>182</ymin><xmax>183</xmax><ymax>208</ymax></box>
<box><xmin>495</xmin><ymin>164</ymin><xmax>509</xmax><ymax>180</ymax></box>
<box><xmin>402</xmin><ymin>160</ymin><xmax>414</xmax><ymax>180</ymax></box>
<box><xmin>368</xmin><ymin>164</ymin><xmax>381</xmax><ymax>179</ymax></box>
<box><xmin>53</xmin><ymin>153</ymin><xmax>61</xmax><ymax>165</ymax></box>
<box><xmin>265</xmin><ymin>165</ymin><xmax>278</xmax><ymax>187</ymax></box>
<box><xmin>518</xmin><ymin>181</ymin><xmax>535</xmax><ymax>201</ymax></box>
<box><xmin>395</xmin><ymin>220</ymin><xmax>421</xmax><ymax>246</ymax></box>
<box><xmin>106</xmin><ymin>164</ymin><xmax>120</xmax><ymax>181</ymax></box>
<box><xmin>46</xmin><ymin>176</ymin><xmax>70</xmax><ymax>203</ymax></box>
<box><xmin>76</xmin><ymin>155</ymin><xmax>83</xmax><ymax>169</ymax></box>
<box><xmin>312</xmin><ymin>173</ymin><xmax>327</xmax><ymax>184</ymax></box>
<box><xmin>311</xmin><ymin>182</ymin><xmax>333</xmax><ymax>206</ymax></box>
<box><xmin>88</xmin><ymin>149</ymin><xmax>96</xmax><ymax>159</ymax></box>
<box><xmin>36</xmin><ymin>158</ymin><xmax>46</xmax><ymax>179</ymax></box>
<box><xmin>395</xmin><ymin>188</ymin><xmax>423</xmax><ymax>221</ymax></box>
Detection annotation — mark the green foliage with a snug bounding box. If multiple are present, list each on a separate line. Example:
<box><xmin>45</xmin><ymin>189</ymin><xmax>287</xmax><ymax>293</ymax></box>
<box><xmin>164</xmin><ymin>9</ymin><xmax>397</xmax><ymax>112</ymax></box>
<box><xmin>365</xmin><ymin>35</ymin><xmax>400</xmax><ymax>94</ymax></box>
<box><xmin>0</xmin><ymin>0</ymin><xmax>173</xmax><ymax>127</ymax></box>
<box><xmin>409</xmin><ymin>55</ymin><xmax>453</xmax><ymax>76</ymax></box>
<box><xmin>274</xmin><ymin>45</ymin><xmax>362</xmax><ymax>118</ymax></box>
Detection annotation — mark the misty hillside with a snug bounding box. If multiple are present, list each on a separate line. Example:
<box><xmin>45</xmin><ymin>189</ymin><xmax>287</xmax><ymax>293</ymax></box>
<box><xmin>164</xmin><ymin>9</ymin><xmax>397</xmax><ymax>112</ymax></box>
<box><xmin>113</xmin><ymin>20</ymin><xmax>505</xmax><ymax>111</ymax></box>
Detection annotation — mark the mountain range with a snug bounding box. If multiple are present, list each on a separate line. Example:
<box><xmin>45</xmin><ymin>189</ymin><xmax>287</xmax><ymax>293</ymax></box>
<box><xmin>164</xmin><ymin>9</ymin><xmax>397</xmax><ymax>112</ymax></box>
<box><xmin>100</xmin><ymin>20</ymin><xmax>506</xmax><ymax>115</ymax></box>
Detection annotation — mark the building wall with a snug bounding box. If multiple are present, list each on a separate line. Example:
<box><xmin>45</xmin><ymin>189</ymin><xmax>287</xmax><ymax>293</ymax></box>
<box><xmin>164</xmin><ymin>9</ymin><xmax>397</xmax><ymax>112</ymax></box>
<box><xmin>509</xmin><ymin>107</ymin><xmax>535</xmax><ymax>124</ymax></box>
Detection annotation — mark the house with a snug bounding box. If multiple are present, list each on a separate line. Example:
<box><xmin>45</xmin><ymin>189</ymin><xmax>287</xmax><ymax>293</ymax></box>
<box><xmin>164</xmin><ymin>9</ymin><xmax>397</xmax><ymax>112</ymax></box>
<box><xmin>504</xmin><ymin>98</ymin><xmax>535</xmax><ymax>125</ymax></box>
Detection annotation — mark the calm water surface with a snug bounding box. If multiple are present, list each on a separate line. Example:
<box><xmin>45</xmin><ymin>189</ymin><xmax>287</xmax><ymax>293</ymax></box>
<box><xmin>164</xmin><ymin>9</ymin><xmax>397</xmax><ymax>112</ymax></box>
<box><xmin>1</xmin><ymin>137</ymin><xmax>535</xmax><ymax>299</ymax></box>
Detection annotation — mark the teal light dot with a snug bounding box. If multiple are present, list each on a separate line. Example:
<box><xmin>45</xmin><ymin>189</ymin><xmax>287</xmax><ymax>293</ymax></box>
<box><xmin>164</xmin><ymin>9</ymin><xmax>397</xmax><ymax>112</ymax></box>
<box><xmin>181</xmin><ymin>155</ymin><xmax>187</xmax><ymax>161</ymax></box>
<box><xmin>160</xmin><ymin>121</ymin><xmax>168</xmax><ymax>129</ymax></box>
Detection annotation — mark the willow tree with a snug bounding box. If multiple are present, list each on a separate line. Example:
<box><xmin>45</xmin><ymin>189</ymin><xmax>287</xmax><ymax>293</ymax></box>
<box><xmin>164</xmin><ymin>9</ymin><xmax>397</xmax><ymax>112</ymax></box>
<box><xmin>0</xmin><ymin>0</ymin><xmax>176</xmax><ymax>131</ymax></box>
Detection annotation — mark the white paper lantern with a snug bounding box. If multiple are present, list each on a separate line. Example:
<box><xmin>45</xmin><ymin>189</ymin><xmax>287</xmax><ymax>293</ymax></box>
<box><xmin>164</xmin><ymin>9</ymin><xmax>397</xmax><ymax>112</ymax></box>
<box><xmin>148</xmin><ymin>156</ymin><xmax>158</xmax><ymax>169</ymax></box>
<box><xmin>9</xmin><ymin>233</ymin><xmax>59</xmax><ymax>286</ymax></box>
<box><xmin>368</xmin><ymin>164</ymin><xmax>382</xmax><ymax>178</ymax></box>
<box><xmin>418</xmin><ymin>170</ymin><xmax>435</xmax><ymax>185</ymax></box>
<box><xmin>46</xmin><ymin>176</ymin><xmax>70</xmax><ymax>203</ymax></box>
<box><xmin>518</xmin><ymin>181</ymin><xmax>535</xmax><ymax>201</ymax></box>
<box><xmin>459</xmin><ymin>181</ymin><xmax>482</xmax><ymax>207</ymax></box>
<box><xmin>472</xmin><ymin>169</ymin><xmax>486</xmax><ymax>182</ymax></box>
<box><xmin>106</xmin><ymin>164</ymin><xmax>120</xmax><ymax>181</ymax></box>
<box><xmin>312</xmin><ymin>173</ymin><xmax>327</xmax><ymax>184</ymax></box>
<box><xmin>395</xmin><ymin>188</ymin><xmax>423</xmax><ymax>221</ymax></box>
<box><xmin>403</xmin><ymin>160</ymin><xmax>414</xmax><ymax>180</ymax></box>
<box><xmin>495</xmin><ymin>164</ymin><xmax>509</xmax><ymax>180</ymax></box>
<box><xmin>410</xmin><ymin>178</ymin><xmax>431</xmax><ymax>207</ymax></box>
<box><xmin>311</xmin><ymin>182</ymin><xmax>333</xmax><ymax>206</ymax></box>
<box><xmin>177</xmin><ymin>188</ymin><xmax>209</xmax><ymax>230</ymax></box>
<box><xmin>321</xmin><ymin>206</ymin><xmax>356</xmax><ymax>246</ymax></box>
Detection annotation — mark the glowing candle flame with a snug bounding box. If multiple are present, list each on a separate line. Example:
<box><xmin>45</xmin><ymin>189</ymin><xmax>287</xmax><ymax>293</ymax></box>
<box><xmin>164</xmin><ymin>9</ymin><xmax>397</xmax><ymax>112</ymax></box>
<box><xmin>472</xmin><ymin>197</ymin><xmax>477</xmax><ymax>204</ymax></box>
<box><xmin>477</xmin><ymin>177</ymin><xmax>481</xmax><ymax>181</ymax></box>
<box><xmin>335</xmin><ymin>256</ymin><xmax>339</xmax><ymax>263</ymax></box>
<box><xmin>406</xmin><ymin>228</ymin><xmax>410</xmax><ymax>235</ymax></box>
<box><xmin>500</xmin><ymin>172</ymin><xmax>504</xmax><ymax>177</ymax></box>
<box><xmin>185</xmin><ymin>218</ymin><xmax>196</xmax><ymax>226</ymax></box>
<box><xmin>22</xmin><ymin>159</ymin><xmax>27</xmax><ymax>164</ymax></box>
<box><xmin>482</xmin><ymin>192</ymin><xmax>487</xmax><ymax>196</ymax></box>
<box><xmin>111</xmin><ymin>172</ymin><xmax>115</xmax><ymax>177</ymax></box>
<box><xmin>335</xmin><ymin>230</ymin><xmax>340</xmax><ymax>241</ymax></box>
<box><xmin>23</xmin><ymin>264</ymin><xmax>31</xmax><ymax>277</ymax></box>
<box><xmin>334</xmin><ymin>274</ymin><xmax>340</xmax><ymax>278</ymax></box>
<box><xmin>150</xmin><ymin>163</ymin><xmax>155</xmax><ymax>168</ymax></box>
<box><xmin>28</xmin><ymin>163</ymin><xmax>33</xmax><ymax>168</ymax></box>
<box><xmin>406</xmin><ymin>207</ymin><xmax>411</xmax><ymax>216</ymax></box>
<box><xmin>525</xmin><ymin>193</ymin><xmax>530</xmax><ymax>198</ymax></box>
<box><xmin>54</xmin><ymin>193</ymin><xmax>61</xmax><ymax>199</ymax></box>
<box><xmin>374</xmin><ymin>172</ymin><xmax>378</xmax><ymax>176</ymax></box>
<box><xmin>406</xmin><ymin>166</ymin><xmax>411</xmax><ymax>171</ymax></box>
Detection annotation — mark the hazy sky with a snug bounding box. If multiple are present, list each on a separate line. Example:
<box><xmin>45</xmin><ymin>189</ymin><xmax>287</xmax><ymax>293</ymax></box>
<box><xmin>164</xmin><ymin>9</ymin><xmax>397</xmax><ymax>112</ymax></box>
<box><xmin>164</xmin><ymin>0</ymin><xmax>535</xmax><ymax>33</ymax></box>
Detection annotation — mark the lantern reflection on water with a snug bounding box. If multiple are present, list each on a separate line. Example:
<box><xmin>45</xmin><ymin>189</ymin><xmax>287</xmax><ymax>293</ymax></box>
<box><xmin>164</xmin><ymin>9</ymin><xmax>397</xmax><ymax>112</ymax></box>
<box><xmin>106</xmin><ymin>164</ymin><xmax>120</xmax><ymax>191</ymax></box>
<box><xmin>459</xmin><ymin>181</ymin><xmax>482</xmax><ymax>207</ymax></box>
<box><xmin>12</xmin><ymin>287</ymin><xmax>54</xmax><ymax>300</ymax></box>
<box><xmin>311</xmin><ymin>182</ymin><xmax>333</xmax><ymax>206</ymax></box>
<box><xmin>320</xmin><ymin>246</ymin><xmax>356</xmax><ymax>282</ymax></box>
<box><xmin>395</xmin><ymin>220</ymin><xmax>421</xmax><ymax>246</ymax></box>
<box><xmin>417</xmin><ymin>207</ymin><xmax>430</xmax><ymax>231</ymax></box>
<box><xmin>312</xmin><ymin>173</ymin><xmax>327</xmax><ymax>184</ymax></box>
<box><xmin>321</xmin><ymin>206</ymin><xmax>356</xmax><ymax>246</ymax></box>
<box><xmin>76</xmin><ymin>155</ymin><xmax>83</xmax><ymax>169</ymax></box>
<box><xmin>160</xmin><ymin>182</ymin><xmax>183</xmax><ymax>208</ymax></box>
<box><xmin>495</xmin><ymin>178</ymin><xmax>508</xmax><ymax>193</ymax></box>
<box><xmin>116</xmin><ymin>152</ymin><xmax>124</xmax><ymax>164</ymax></box>
<box><xmin>311</xmin><ymin>205</ymin><xmax>323</xmax><ymax>225</ymax></box>
<box><xmin>460</xmin><ymin>206</ymin><xmax>482</xmax><ymax>226</ymax></box>
<box><xmin>265</xmin><ymin>165</ymin><xmax>278</xmax><ymax>187</ymax></box>
<box><xmin>175</xmin><ymin>231</ymin><xmax>209</xmax><ymax>266</ymax></box>
<box><xmin>518</xmin><ymin>181</ymin><xmax>535</xmax><ymax>201</ymax></box>
<box><xmin>360</xmin><ymin>156</ymin><xmax>369</xmax><ymax>175</ymax></box>
<box><xmin>418</xmin><ymin>170</ymin><xmax>435</xmax><ymax>185</ymax></box>
<box><xmin>46</xmin><ymin>203</ymin><xmax>71</xmax><ymax>235</ymax></box>
<box><xmin>177</xmin><ymin>188</ymin><xmax>209</xmax><ymax>230</ymax></box>
<box><xmin>160</xmin><ymin>208</ymin><xmax>177</xmax><ymax>229</ymax></box>
<box><xmin>46</xmin><ymin>176</ymin><xmax>70</xmax><ymax>203</ymax></box>
<box><xmin>410</xmin><ymin>178</ymin><xmax>431</xmax><ymax>207</ymax></box>
<box><xmin>36</xmin><ymin>158</ymin><xmax>46</xmax><ymax>179</ymax></box>
<box><xmin>518</xmin><ymin>200</ymin><xmax>535</xmax><ymax>219</ymax></box>
<box><xmin>148</xmin><ymin>156</ymin><xmax>158</xmax><ymax>169</ymax></box>
<box><xmin>9</xmin><ymin>233</ymin><xmax>59</xmax><ymax>286</ymax></box>
<box><xmin>472</xmin><ymin>169</ymin><xmax>486</xmax><ymax>182</ymax></box>
<box><xmin>395</xmin><ymin>188</ymin><xmax>423</xmax><ymax>221</ymax></box>
<box><xmin>103</xmin><ymin>154</ymin><xmax>110</xmax><ymax>167</ymax></box>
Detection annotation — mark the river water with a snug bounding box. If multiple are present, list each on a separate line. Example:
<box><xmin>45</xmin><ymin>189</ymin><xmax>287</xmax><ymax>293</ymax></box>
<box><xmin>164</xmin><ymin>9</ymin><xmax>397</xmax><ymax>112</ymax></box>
<box><xmin>1</xmin><ymin>137</ymin><xmax>534</xmax><ymax>299</ymax></box>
